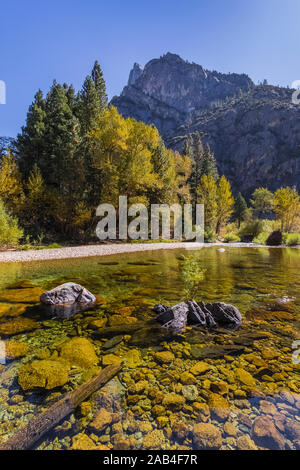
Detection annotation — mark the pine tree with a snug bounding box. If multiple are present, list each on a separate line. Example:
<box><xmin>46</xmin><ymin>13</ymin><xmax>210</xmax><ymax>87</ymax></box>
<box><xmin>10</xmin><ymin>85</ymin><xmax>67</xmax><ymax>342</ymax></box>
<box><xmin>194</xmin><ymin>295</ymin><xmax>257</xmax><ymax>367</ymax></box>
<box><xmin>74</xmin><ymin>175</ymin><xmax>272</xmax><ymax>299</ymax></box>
<box><xmin>189</xmin><ymin>133</ymin><xmax>204</xmax><ymax>198</ymax></box>
<box><xmin>77</xmin><ymin>76</ymin><xmax>101</xmax><ymax>134</ymax></box>
<box><xmin>16</xmin><ymin>90</ymin><xmax>46</xmax><ymax>178</ymax></box>
<box><xmin>233</xmin><ymin>192</ymin><xmax>248</xmax><ymax>228</ymax></box>
<box><xmin>64</xmin><ymin>84</ymin><xmax>77</xmax><ymax>112</ymax></box>
<box><xmin>91</xmin><ymin>61</ymin><xmax>108</xmax><ymax>112</ymax></box>
<box><xmin>201</xmin><ymin>144</ymin><xmax>219</xmax><ymax>180</ymax></box>
<box><xmin>20</xmin><ymin>164</ymin><xmax>52</xmax><ymax>235</ymax></box>
<box><xmin>42</xmin><ymin>81</ymin><xmax>81</xmax><ymax>194</ymax></box>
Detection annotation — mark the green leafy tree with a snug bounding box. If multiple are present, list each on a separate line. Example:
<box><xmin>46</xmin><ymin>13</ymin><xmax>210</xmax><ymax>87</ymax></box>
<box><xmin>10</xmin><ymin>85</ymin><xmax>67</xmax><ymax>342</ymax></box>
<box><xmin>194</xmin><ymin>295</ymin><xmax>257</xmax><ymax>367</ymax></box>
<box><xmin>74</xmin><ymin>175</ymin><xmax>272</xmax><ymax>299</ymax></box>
<box><xmin>251</xmin><ymin>187</ymin><xmax>274</xmax><ymax>217</ymax></box>
<box><xmin>0</xmin><ymin>199</ymin><xmax>23</xmax><ymax>246</ymax></box>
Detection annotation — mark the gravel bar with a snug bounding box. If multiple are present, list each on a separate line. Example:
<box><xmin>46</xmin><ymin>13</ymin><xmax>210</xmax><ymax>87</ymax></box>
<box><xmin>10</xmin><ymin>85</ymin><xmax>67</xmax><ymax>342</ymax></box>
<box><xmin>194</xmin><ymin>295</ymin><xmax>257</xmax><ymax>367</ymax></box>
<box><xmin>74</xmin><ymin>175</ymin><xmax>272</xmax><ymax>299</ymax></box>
<box><xmin>0</xmin><ymin>242</ymin><xmax>297</xmax><ymax>263</ymax></box>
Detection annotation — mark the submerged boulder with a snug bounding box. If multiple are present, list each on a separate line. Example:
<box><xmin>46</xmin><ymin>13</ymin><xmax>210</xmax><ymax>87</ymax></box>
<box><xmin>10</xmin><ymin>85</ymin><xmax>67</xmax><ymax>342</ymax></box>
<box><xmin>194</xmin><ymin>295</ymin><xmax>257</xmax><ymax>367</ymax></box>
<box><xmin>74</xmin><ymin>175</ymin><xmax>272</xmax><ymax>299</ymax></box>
<box><xmin>18</xmin><ymin>359</ymin><xmax>70</xmax><ymax>391</ymax></box>
<box><xmin>59</xmin><ymin>337</ymin><xmax>98</xmax><ymax>369</ymax></box>
<box><xmin>40</xmin><ymin>283</ymin><xmax>96</xmax><ymax>306</ymax></box>
<box><xmin>152</xmin><ymin>300</ymin><xmax>242</xmax><ymax>330</ymax></box>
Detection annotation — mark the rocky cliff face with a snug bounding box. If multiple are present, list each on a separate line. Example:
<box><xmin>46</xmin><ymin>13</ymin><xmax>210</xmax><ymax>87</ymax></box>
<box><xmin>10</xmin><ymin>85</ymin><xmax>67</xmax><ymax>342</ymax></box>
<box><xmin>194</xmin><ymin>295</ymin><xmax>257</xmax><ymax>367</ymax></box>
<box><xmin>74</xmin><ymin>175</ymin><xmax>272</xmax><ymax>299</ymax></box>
<box><xmin>112</xmin><ymin>53</ymin><xmax>300</xmax><ymax>195</ymax></box>
<box><xmin>112</xmin><ymin>53</ymin><xmax>254</xmax><ymax>138</ymax></box>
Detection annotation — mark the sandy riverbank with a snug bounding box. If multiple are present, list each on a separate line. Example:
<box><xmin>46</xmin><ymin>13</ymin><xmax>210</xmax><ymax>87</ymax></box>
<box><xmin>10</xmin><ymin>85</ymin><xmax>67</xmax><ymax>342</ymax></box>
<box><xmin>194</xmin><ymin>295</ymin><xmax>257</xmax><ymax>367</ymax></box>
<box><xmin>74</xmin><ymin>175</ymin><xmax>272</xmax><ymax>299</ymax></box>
<box><xmin>0</xmin><ymin>241</ymin><xmax>298</xmax><ymax>263</ymax></box>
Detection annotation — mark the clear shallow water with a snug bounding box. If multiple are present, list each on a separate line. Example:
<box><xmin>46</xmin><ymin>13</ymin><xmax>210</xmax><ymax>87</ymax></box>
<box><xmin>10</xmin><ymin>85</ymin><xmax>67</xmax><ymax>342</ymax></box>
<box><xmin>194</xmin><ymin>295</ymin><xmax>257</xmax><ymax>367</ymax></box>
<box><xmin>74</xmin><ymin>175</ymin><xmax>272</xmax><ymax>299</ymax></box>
<box><xmin>0</xmin><ymin>246</ymin><xmax>299</xmax><ymax>450</ymax></box>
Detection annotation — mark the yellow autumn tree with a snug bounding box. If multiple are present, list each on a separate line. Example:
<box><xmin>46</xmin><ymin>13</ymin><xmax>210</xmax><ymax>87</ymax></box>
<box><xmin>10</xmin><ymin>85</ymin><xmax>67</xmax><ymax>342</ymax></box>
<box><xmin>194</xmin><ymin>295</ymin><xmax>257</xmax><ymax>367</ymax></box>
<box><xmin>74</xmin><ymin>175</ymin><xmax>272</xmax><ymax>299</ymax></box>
<box><xmin>273</xmin><ymin>187</ymin><xmax>300</xmax><ymax>231</ymax></box>
<box><xmin>174</xmin><ymin>152</ymin><xmax>192</xmax><ymax>203</ymax></box>
<box><xmin>216</xmin><ymin>175</ymin><xmax>234</xmax><ymax>234</ymax></box>
<box><xmin>0</xmin><ymin>152</ymin><xmax>24</xmax><ymax>214</ymax></box>
<box><xmin>88</xmin><ymin>106</ymin><xmax>190</xmax><ymax>207</ymax></box>
<box><xmin>197</xmin><ymin>174</ymin><xmax>218</xmax><ymax>230</ymax></box>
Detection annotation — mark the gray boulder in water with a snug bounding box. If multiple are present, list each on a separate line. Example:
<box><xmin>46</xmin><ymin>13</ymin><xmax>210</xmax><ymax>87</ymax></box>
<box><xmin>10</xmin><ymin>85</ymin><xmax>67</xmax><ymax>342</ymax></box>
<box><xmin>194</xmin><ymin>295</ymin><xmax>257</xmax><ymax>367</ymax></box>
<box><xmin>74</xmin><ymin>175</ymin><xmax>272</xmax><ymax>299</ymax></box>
<box><xmin>152</xmin><ymin>300</ymin><xmax>242</xmax><ymax>330</ymax></box>
<box><xmin>40</xmin><ymin>282</ymin><xmax>96</xmax><ymax>305</ymax></box>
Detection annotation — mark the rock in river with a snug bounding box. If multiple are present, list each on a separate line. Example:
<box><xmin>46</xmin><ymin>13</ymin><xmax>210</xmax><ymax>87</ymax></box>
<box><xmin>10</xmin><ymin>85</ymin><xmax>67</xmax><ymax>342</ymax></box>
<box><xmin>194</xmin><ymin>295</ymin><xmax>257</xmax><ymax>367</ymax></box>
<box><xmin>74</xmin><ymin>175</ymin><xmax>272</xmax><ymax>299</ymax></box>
<box><xmin>152</xmin><ymin>299</ymin><xmax>242</xmax><ymax>330</ymax></box>
<box><xmin>18</xmin><ymin>359</ymin><xmax>70</xmax><ymax>391</ymax></box>
<box><xmin>40</xmin><ymin>282</ymin><xmax>96</xmax><ymax>305</ymax></box>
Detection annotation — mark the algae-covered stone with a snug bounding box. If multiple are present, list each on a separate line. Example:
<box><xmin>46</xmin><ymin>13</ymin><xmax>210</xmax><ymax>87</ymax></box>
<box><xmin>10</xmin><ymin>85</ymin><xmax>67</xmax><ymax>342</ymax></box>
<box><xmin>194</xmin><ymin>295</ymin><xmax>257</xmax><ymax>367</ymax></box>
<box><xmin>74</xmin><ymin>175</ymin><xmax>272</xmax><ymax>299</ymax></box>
<box><xmin>90</xmin><ymin>407</ymin><xmax>112</xmax><ymax>432</ymax></box>
<box><xmin>0</xmin><ymin>318</ymin><xmax>39</xmax><ymax>336</ymax></box>
<box><xmin>211</xmin><ymin>381</ymin><xmax>229</xmax><ymax>395</ymax></box>
<box><xmin>102</xmin><ymin>354</ymin><xmax>122</xmax><ymax>366</ymax></box>
<box><xmin>121</xmin><ymin>349</ymin><xmax>142</xmax><ymax>368</ymax></box>
<box><xmin>156</xmin><ymin>416</ymin><xmax>169</xmax><ymax>428</ymax></box>
<box><xmin>5</xmin><ymin>341</ymin><xmax>29</xmax><ymax>360</ymax></box>
<box><xmin>113</xmin><ymin>306</ymin><xmax>136</xmax><ymax>317</ymax></box>
<box><xmin>236</xmin><ymin>435</ymin><xmax>257</xmax><ymax>450</ymax></box>
<box><xmin>235</xmin><ymin>368</ymin><xmax>256</xmax><ymax>387</ymax></box>
<box><xmin>224</xmin><ymin>421</ymin><xmax>238</xmax><ymax>437</ymax></box>
<box><xmin>190</xmin><ymin>361</ymin><xmax>211</xmax><ymax>375</ymax></box>
<box><xmin>193</xmin><ymin>422</ymin><xmax>222</xmax><ymax>449</ymax></box>
<box><xmin>0</xmin><ymin>303</ymin><xmax>27</xmax><ymax>318</ymax></box>
<box><xmin>193</xmin><ymin>402</ymin><xmax>210</xmax><ymax>422</ymax></box>
<box><xmin>59</xmin><ymin>337</ymin><xmax>98</xmax><ymax>369</ymax></box>
<box><xmin>71</xmin><ymin>433</ymin><xmax>97</xmax><ymax>450</ymax></box>
<box><xmin>173</xmin><ymin>421</ymin><xmax>190</xmax><ymax>441</ymax></box>
<box><xmin>154</xmin><ymin>351</ymin><xmax>175</xmax><ymax>364</ymax></box>
<box><xmin>208</xmin><ymin>393</ymin><xmax>231</xmax><ymax>421</ymax></box>
<box><xmin>162</xmin><ymin>393</ymin><xmax>185</xmax><ymax>410</ymax></box>
<box><xmin>152</xmin><ymin>405</ymin><xmax>165</xmax><ymax>417</ymax></box>
<box><xmin>143</xmin><ymin>429</ymin><xmax>166</xmax><ymax>449</ymax></box>
<box><xmin>261</xmin><ymin>348</ymin><xmax>280</xmax><ymax>360</ymax></box>
<box><xmin>0</xmin><ymin>287</ymin><xmax>44</xmax><ymax>304</ymax></box>
<box><xmin>109</xmin><ymin>315</ymin><xmax>137</xmax><ymax>326</ymax></box>
<box><xmin>18</xmin><ymin>360</ymin><xmax>69</xmax><ymax>391</ymax></box>
<box><xmin>88</xmin><ymin>318</ymin><xmax>107</xmax><ymax>329</ymax></box>
<box><xmin>180</xmin><ymin>371</ymin><xmax>196</xmax><ymax>385</ymax></box>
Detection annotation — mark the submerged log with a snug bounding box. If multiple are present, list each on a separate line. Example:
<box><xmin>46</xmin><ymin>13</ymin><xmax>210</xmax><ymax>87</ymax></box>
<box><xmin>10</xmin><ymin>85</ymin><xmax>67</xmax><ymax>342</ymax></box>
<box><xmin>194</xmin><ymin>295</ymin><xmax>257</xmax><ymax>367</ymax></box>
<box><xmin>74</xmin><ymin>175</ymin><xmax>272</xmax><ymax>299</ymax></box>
<box><xmin>0</xmin><ymin>362</ymin><xmax>122</xmax><ymax>450</ymax></box>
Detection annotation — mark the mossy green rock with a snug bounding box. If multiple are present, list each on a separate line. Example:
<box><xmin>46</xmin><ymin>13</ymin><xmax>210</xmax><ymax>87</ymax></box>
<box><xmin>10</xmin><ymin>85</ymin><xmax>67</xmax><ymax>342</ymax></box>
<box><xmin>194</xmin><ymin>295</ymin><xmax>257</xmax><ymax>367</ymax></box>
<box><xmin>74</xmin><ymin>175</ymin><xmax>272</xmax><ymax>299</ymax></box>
<box><xmin>59</xmin><ymin>337</ymin><xmax>98</xmax><ymax>368</ymax></box>
<box><xmin>18</xmin><ymin>360</ymin><xmax>69</xmax><ymax>391</ymax></box>
<box><xmin>235</xmin><ymin>368</ymin><xmax>256</xmax><ymax>387</ymax></box>
<box><xmin>162</xmin><ymin>392</ymin><xmax>185</xmax><ymax>410</ymax></box>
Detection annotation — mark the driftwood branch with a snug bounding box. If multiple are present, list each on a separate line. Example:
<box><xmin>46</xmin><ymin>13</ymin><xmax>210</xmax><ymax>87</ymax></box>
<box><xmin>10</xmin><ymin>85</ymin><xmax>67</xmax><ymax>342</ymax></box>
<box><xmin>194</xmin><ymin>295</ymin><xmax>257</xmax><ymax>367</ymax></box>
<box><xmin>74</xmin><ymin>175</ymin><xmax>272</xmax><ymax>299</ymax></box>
<box><xmin>0</xmin><ymin>362</ymin><xmax>122</xmax><ymax>450</ymax></box>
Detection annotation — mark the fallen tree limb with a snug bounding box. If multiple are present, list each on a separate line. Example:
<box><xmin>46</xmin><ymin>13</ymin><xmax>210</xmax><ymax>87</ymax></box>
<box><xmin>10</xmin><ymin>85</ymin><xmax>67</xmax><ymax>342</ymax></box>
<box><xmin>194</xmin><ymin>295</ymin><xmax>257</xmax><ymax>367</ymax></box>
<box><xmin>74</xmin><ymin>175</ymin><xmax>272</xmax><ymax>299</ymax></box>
<box><xmin>0</xmin><ymin>362</ymin><xmax>122</xmax><ymax>450</ymax></box>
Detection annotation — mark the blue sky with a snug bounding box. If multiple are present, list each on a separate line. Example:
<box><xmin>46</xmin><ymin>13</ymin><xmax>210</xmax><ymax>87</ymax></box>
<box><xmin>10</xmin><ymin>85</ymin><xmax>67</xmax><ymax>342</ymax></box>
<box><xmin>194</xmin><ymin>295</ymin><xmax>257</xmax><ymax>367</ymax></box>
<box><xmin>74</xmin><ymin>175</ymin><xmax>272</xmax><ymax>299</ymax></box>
<box><xmin>1</xmin><ymin>0</ymin><xmax>300</xmax><ymax>137</ymax></box>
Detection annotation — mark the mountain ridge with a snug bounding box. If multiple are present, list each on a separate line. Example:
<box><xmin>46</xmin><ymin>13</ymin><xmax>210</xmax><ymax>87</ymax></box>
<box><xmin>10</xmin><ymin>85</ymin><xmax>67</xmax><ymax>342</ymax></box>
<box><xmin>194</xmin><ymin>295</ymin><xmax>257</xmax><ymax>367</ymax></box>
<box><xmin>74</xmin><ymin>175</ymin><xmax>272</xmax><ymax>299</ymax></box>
<box><xmin>111</xmin><ymin>53</ymin><xmax>300</xmax><ymax>195</ymax></box>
